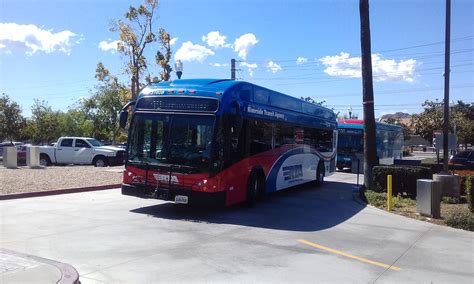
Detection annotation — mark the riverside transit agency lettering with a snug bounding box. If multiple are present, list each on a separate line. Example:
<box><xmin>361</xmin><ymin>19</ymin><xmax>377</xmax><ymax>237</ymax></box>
<box><xmin>247</xmin><ymin>105</ymin><xmax>286</xmax><ymax>120</ymax></box>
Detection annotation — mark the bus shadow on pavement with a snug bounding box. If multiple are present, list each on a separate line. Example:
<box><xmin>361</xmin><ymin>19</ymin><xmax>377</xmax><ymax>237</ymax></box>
<box><xmin>130</xmin><ymin>181</ymin><xmax>366</xmax><ymax>232</ymax></box>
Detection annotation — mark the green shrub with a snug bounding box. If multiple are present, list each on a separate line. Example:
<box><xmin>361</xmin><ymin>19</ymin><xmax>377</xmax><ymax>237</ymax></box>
<box><xmin>364</xmin><ymin>190</ymin><xmax>416</xmax><ymax>209</ymax></box>
<box><xmin>392</xmin><ymin>195</ymin><xmax>416</xmax><ymax>208</ymax></box>
<box><xmin>442</xmin><ymin>196</ymin><xmax>460</xmax><ymax>204</ymax></box>
<box><xmin>466</xmin><ymin>175</ymin><xmax>474</xmax><ymax>213</ymax></box>
<box><xmin>372</xmin><ymin>165</ymin><xmax>432</xmax><ymax>197</ymax></box>
<box><xmin>445</xmin><ymin>208</ymin><xmax>474</xmax><ymax>231</ymax></box>
<box><xmin>364</xmin><ymin>190</ymin><xmax>386</xmax><ymax>208</ymax></box>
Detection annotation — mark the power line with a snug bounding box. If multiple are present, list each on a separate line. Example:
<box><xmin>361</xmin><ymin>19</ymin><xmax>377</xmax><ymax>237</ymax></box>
<box><xmin>246</xmin><ymin>35</ymin><xmax>473</xmax><ymax>64</ymax></box>
<box><xmin>252</xmin><ymin>62</ymin><xmax>473</xmax><ymax>83</ymax></box>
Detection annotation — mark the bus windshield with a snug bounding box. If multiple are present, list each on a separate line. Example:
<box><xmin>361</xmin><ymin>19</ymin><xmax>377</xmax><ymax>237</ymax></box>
<box><xmin>337</xmin><ymin>128</ymin><xmax>363</xmax><ymax>153</ymax></box>
<box><xmin>128</xmin><ymin>113</ymin><xmax>215</xmax><ymax>172</ymax></box>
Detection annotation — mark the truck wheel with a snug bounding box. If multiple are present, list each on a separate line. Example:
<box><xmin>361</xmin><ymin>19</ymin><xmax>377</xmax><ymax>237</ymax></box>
<box><xmin>40</xmin><ymin>155</ymin><xmax>51</xmax><ymax>167</ymax></box>
<box><xmin>93</xmin><ymin>156</ymin><xmax>108</xmax><ymax>167</ymax></box>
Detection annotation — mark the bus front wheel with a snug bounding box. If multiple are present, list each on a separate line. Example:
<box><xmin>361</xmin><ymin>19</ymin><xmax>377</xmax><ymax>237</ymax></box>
<box><xmin>245</xmin><ymin>173</ymin><xmax>264</xmax><ymax>207</ymax></box>
<box><xmin>315</xmin><ymin>162</ymin><xmax>325</xmax><ymax>187</ymax></box>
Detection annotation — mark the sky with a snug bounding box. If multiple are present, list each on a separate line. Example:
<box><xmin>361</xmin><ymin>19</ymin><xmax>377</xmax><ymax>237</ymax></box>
<box><xmin>0</xmin><ymin>0</ymin><xmax>473</xmax><ymax>118</ymax></box>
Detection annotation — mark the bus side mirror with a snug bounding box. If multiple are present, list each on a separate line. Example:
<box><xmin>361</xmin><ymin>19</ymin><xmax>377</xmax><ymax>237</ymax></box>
<box><xmin>119</xmin><ymin>110</ymin><xmax>128</xmax><ymax>128</ymax></box>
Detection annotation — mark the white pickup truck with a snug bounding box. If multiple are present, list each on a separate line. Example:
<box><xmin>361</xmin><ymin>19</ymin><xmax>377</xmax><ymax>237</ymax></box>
<box><xmin>39</xmin><ymin>137</ymin><xmax>126</xmax><ymax>167</ymax></box>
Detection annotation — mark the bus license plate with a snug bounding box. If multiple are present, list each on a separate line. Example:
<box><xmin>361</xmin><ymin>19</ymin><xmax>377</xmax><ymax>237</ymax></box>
<box><xmin>175</xmin><ymin>195</ymin><xmax>188</xmax><ymax>204</ymax></box>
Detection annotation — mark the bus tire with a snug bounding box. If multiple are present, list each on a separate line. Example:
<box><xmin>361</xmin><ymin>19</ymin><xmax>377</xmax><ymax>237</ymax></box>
<box><xmin>245</xmin><ymin>172</ymin><xmax>264</xmax><ymax>207</ymax></box>
<box><xmin>315</xmin><ymin>162</ymin><xmax>325</xmax><ymax>187</ymax></box>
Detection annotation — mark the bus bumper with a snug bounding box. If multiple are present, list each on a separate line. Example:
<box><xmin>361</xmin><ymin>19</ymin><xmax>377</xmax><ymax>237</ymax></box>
<box><xmin>122</xmin><ymin>184</ymin><xmax>226</xmax><ymax>207</ymax></box>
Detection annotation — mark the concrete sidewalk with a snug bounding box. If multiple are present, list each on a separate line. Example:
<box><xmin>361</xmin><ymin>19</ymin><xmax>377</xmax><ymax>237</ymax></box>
<box><xmin>0</xmin><ymin>249</ymin><xmax>79</xmax><ymax>284</ymax></box>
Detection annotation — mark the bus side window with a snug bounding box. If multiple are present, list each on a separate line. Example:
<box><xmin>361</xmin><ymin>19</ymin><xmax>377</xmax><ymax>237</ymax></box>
<box><xmin>310</xmin><ymin>128</ymin><xmax>333</xmax><ymax>152</ymax></box>
<box><xmin>275</xmin><ymin>123</ymin><xmax>295</xmax><ymax>148</ymax></box>
<box><xmin>226</xmin><ymin>115</ymin><xmax>248</xmax><ymax>165</ymax></box>
<box><xmin>249</xmin><ymin>119</ymin><xmax>272</xmax><ymax>156</ymax></box>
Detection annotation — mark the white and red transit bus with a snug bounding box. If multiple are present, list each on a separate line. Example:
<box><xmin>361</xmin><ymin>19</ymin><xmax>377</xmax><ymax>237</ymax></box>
<box><xmin>119</xmin><ymin>79</ymin><xmax>337</xmax><ymax>207</ymax></box>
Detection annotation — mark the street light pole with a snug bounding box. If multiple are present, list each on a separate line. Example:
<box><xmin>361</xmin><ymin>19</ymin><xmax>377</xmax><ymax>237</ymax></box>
<box><xmin>175</xmin><ymin>60</ymin><xmax>183</xmax><ymax>79</ymax></box>
<box><xmin>442</xmin><ymin>0</ymin><xmax>451</xmax><ymax>174</ymax></box>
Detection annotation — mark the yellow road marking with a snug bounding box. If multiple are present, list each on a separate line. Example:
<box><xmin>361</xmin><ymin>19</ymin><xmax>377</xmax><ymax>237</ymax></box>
<box><xmin>298</xmin><ymin>239</ymin><xmax>401</xmax><ymax>271</ymax></box>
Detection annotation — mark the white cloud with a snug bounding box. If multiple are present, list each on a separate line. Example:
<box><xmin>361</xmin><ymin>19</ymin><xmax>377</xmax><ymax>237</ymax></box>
<box><xmin>319</xmin><ymin>52</ymin><xmax>418</xmax><ymax>82</ymax></box>
<box><xmin>234</xmin><ymin>33</ymin><xmax>258</xmax><ymax>60</ymax></box>
<box><xmin>240</xmin><ymin>62</ymin><xmax>258</xmax><ymax>77</ymax></box>
<box><xmin>0</xmin><ymin>23</ymin><xmax>78</xmax><ymax>55</ymax></box>
<box><xmin>170</xmin><ymin>37</ymin><xmax>178</xmax><ymax>46</ymax></box>
<box><xmin>98</xmin><ymin>40</ymin><xmax>121</xmax><ymax>53</ymax></box>
<box><xmin>202</xmin><ymin>31</ymin><xmax>230</xmax><ymax>49</ymax></box>
<box><xmin>266</xmin><ymin>61</ymin><xmax>282</xmax><ymax>73</ymax></box>
<box><xmin>296</xmin><ymin>57</ymin><xmax>308</xmax><ymax>65</ymax></box>
<box><xmin>174</xmin><ymin>41</ymin><xmax>215</xmax><ymax>62</ymax></box>
<box><xmin>210</xmin><ymin>62</ymin><xmax>229</xmax><ymax>67</ymax></box>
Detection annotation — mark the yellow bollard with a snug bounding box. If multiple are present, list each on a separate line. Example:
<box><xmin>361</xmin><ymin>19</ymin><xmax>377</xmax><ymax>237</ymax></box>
<box><xmin>387</xmin><ymin>175</ymin><xmax>393</xmax><ymax>211</ymax></box>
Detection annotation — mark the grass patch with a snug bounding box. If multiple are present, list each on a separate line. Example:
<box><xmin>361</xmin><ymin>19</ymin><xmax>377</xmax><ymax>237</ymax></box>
<box><xmin>364</xmin><ymin>190</ymin><xmax>416</xmax><ymax>209</ymax></box>
<box><xmin>446</xmin><ymin>207</ymin><xmax>474</xmax><ymax>231</ymax></box>
<box><xmin>442</xmin><ymin>196</ymin><xmax>461</xmax><ymax>204</ymax></box>
<box><xmin>363</xmin><ymin>190</ymin><xmax>474</xmax><ymax>231</ymax></box>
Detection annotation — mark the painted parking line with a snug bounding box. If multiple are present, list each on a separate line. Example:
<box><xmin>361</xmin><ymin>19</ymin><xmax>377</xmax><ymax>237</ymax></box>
<box><xmin>298</xmin><ymin>239</ymin><xmax>401</xmax><ymax>271</ymax></box>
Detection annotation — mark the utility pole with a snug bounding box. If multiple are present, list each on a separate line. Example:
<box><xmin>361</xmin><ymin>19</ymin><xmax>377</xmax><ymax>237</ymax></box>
<box><xmin>359</xmin><ymin>0</ymin><xmax>377</xmax><ymax>191</ymax></box>
<box><xmin>231</xmin><ymin>58</ymin><xmax>236</xmax><ymax>80</ymax></box>
<box><xmin>442</xmin><ymin>0</ymin><xmax>451</xmax><ymax>173</ymax></box>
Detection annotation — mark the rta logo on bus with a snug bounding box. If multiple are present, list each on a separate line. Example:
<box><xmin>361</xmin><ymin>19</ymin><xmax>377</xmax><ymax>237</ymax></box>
<box><xmin>282</xmin><ymin>165</ymin><xmax>303</xmax><ymax>182</ymax></box>
<box><xmin>153</xmin><ymin>174</ymin><xmax>180</xmax><ymax>184</ymax></box>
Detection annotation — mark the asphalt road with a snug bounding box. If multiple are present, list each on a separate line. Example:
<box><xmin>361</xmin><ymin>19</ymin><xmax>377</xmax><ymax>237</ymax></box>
<box><xmin>1</xmin><ymin>172</ymin><xmax>472</xmax><ymax>283</ymax></box>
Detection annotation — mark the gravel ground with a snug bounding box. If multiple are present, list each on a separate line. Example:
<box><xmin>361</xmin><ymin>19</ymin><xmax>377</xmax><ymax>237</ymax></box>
<box><xmin>0</xmin><ymin>165</ymin><xmax>123</xmax><ymax>195</ymax></box>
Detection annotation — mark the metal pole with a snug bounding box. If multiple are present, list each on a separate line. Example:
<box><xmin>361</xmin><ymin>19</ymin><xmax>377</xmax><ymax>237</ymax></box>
<box><xmin>442</xmin><ymin>0</ymin><xmax>451</xmax><ymax>174</ymax></box>
<box><xmin>387</xmin><ymin>175</ymin><xmax>392</xmax><ymax>211</ymax></box>
<box><xmin>357</xmin><ymin>158</ymin><xmax>360</xmax><ymax>186</ymax></box>
<box><xmin>231</xmin><ymin>59</ymin><xmax>236</xmax><ymax>80</ymax></box>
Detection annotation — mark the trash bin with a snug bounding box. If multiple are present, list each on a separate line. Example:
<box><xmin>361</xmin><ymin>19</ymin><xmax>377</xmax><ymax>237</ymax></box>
<box><xmin>416</xmin><ymin>179</ymin><xmax>441</xmax><ymax>218</ymax></box>
<box><xmin>27</xmin><ymin>146</ymin><xmax>41</xmax><ymax>168</ymax></box>
<box><xmin>3</xmin><ymin>146</ymin><xmax>18</xmax><ymax>168</ymax></box>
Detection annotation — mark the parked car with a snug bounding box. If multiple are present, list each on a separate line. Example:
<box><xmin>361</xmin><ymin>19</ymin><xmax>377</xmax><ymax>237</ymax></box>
<box><xmin>116</xmin><ymin>142</ymin><xmax>127</xmax><ymax>149</ymax></box>
<box><xmin>39</xmin><ymin>137</ymin><xmax>126</xmax><ymax>167</ymax></box>
<box><xmin>0</xmin><ymin>142</ymin><xmax>27</xmax><ymax>166</ymax></box>
<box><xmin>0</xmin><ymin>141</ymin><xmax>23</xmax><ymax>156</ymax></box>
<box><xmin>449</xmin><ymin>150</ymin><xmax>474</xmax><ymax>169</ymax></box>
<box><xmin>15</xmin><ymin>144</ymin><xmax>27</xmax><ymax>166</ymax></box>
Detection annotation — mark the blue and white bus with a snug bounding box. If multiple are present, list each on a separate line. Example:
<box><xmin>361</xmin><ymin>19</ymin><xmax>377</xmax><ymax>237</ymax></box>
<box><xmin>337</xmin><ymin>119</ymin><xmax>403</xmax><ymax>170</ymax></box>
<box><xmin>120</xmin><ymin>79</ymin><xmax>337</xmax><ymax>206</ymax></box>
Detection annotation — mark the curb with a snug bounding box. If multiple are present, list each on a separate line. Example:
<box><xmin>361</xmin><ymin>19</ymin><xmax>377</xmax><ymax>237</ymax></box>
<box><xmin>351</xmin><ymin>186</ymin><xmax>368</xmax><ymax>207</ymax></box>
<box><xmin>0</xmin><ymin>248</ymin><xmax>80</xmax><ymax>284</ymax></box>
<box><xmin>0</xmin><ymin>184</ymin><xmax>121</xmax><ymax>200</ymax></box>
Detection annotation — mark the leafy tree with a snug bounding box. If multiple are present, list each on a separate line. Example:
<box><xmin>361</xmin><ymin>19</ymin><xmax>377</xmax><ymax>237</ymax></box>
<box><xmin>451</xmin><ymin>101</ymin><xmax>474</xmax><ymax>148</ymax></box>
<box><xmin>301</xmin><ymin>96</ymin><xmax>326</xmax><ymax>106</ymax></box>
<box><xmin>88</xmin><ymin>63</ymin><xmax>130</xmax><ymax>144</ymax></box>
<box><xmin>155</xmin><ymin>28</ymin><xmax>173</xmax><ymax>81</ymax></box>
<box><xmin>384</xmin><ymin>117</ymin><xmax>412</xmax><ymax>141</ymax></box>
<box><xmin>411</xmin><ymin>100</ymin><xmax>474</xmax><ymax>148</ymax></box>
<box><xmin>30</xmin><ymin>99</ymin><xmax>61</xmax><ymax>144</ymax></box>
<box><xmin>0</xmin><ymin>93</ymin><xmax>25</xmax><ymax>142</ymax></box>
<box><xmin>410</xmin><ymin>100</ymin><xmax>443</xmax><ymax>143</ymax></box>
<box><xmin>57</xmin><ymin>109</ymin><xmax>94</xmax><ymax>138</ymax></box>
<box><xmin>112</xmin><ymin>0</ymin><xmax>159</xmax><ymax>100</ymax></box>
